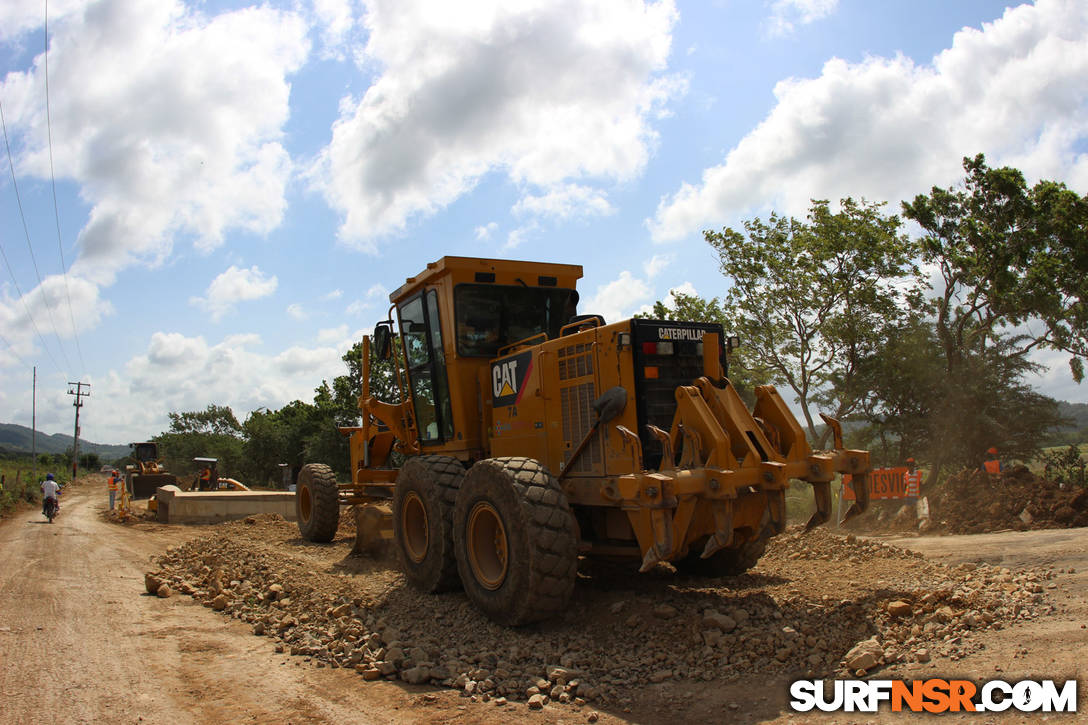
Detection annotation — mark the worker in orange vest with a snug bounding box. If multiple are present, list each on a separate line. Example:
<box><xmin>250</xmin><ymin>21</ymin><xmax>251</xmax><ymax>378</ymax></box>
<box><xmin>904</xmin><ymin>457</ymin><xmax>922</xmax><ymax>498</ymax></box>
<box><xmin>108</xmin><ymin>469</ymin><xmax>120</xmax><ymax>510</ymax></box>
<box><xmin>199</xmin><ymin>466</ymin><xmax>212</xmax><ymax>491</ymax></box>
<box><xmin>982</xmin><ymin>447</ymin><xmax>1003</xmax><ymax>474</ymax></box>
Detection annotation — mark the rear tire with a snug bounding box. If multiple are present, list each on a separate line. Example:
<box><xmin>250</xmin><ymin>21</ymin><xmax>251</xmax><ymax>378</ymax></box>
<box><xmin>393</xmin><ymin>455</ymin><xmax>465</xmax><ymax>593</ymax></box>
<box><xmin>453</xmin><ymin>457</ymin><xmax>578</xmax><ymax>626</ymax></box>
<box><xmin>296</xmin><ymin>463</ymin><xmax>340</xmax><ymax>542</ymax></box>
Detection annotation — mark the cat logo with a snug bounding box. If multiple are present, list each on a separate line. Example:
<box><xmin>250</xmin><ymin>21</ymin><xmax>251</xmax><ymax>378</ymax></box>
<box><xmin>491</xmin><ymin>350</ymin><xmax>533</xmax><ymax>407</ymax></box>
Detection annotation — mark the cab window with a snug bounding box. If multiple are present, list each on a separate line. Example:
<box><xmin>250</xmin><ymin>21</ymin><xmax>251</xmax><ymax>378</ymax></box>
<box><xmin>455</xmin><ymin>284</ymin><xmax>577</xmax><ymax>357</ymax></box>
<box><xmin>398</xmin><ymin>291</ymin><xmax>453</xmax><ymax>443</ymax></box>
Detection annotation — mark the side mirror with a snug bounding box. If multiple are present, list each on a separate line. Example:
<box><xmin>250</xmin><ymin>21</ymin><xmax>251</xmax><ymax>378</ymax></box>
<box><xmin>373</xmin><ymin>322</ymin><xmax>393</xmax><ymax>360</ymax></box>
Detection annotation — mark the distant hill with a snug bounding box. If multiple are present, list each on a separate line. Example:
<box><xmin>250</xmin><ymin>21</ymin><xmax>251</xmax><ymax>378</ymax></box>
<box><xmin>1055</xmin><ymin>401</ymin><xmax>1088</xmax><ymax>430</ymax></box>
<box><xmin>0</xmin><ymin>423</ymin><xmax>130</xmax><ymax>461</ymax></box>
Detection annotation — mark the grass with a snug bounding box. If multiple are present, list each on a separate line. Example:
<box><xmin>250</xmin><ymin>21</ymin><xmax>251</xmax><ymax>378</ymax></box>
<box><xmin>0</xmin><ymin>458</ymin><xmax>72</xmax><ymax>517</ymax></box>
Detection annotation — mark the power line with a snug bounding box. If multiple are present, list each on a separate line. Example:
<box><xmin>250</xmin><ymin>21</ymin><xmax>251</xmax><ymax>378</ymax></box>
<box><xmin>44</xmin><ymin>0</ymin><xmax>86</xmax><ymax>375</ymax></box>
<box><xmin>0</xmin><ymin>97</ymin><xmax>70</xmax><ymax>377</ymax></box>
<box><xmin>0</xmin><ymin>329</ymin><xmax>32</xmax><ymax>368</ymax></box>
<box><xmin>0</xmin><ymin>232</ymin><xmax>65</xmax><ymax>375</ymax></box>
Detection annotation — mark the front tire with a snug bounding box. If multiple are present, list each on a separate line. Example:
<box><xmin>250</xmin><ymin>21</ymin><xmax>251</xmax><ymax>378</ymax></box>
<box><xmin>393</xmin><ymin>455</ymin><xmax>465</xmax><ymax>593</ymax></box>
<box><xmin>295</xmin><ymin>464</ymin><xmax>340</xmax><ymax>542</ymax></box>
<box><xmin>454</xmin><ymin>458</ymin><xmax>578</xmax><ymax>626</ymax></box>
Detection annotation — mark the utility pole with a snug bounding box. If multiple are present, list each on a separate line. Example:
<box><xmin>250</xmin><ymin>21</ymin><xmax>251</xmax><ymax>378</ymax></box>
<box><xmin>32</xmin><ymin>367</ymin><xmax>37</xmax><ymax>486</ymax></box>
<box><xmin>67</xmin><ymin>381</ymin><xmax>90</xmax><ymax>482</ymax></box>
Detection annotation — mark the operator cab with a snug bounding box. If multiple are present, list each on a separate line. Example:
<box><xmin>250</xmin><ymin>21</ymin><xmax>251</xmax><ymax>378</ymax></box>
<box><xmin>374</xmin><ymin>257</ymin><xmax>582</xmax><ymax>459</ymax></box>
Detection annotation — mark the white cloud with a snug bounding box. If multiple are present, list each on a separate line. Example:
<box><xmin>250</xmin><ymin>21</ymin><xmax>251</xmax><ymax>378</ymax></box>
<box><xmin>312</xmin><ymin>0</ymin><xmax>358</xmax><ymax>58</ymax></box>
<box><xmin>323</xmin><ymin>289</ymin><xmax>344</xmax><ymax>301</ymax></box>
<box><xmin>0</xmin><ymin>0</ymin><xmax>310</xmax><ymax>283</ymax></box>
<box><xmin>503</xmin><ymin>225</ymin><xmax>537</xmax><ymax>251</ymax></box>
<box><xmin>346</xmin><ymin>283</ymin><xmax>390</xmax><ymax>316</ymax></box>
<box><xmin>191</xmin><ymin>265</ymin><xmax>278</xmax><ymax>322</ymax></box>
<box><xmin>642</xmin><ymin>253</ymin><xmax>673</xmax><ymax>279</ymax></box>
<box><xmin>286</xmin><ymin>304</ymin><xmax>307</xmax><ymax>320</ymax></box>
<box><xmin>0</xmin><ymin>274</ymin><xmax>113</xmax><ymax>368</ymax></box>
<box><xmin>634</xmin><ymin>280</ymin><xmax>697</xmax><ymax>317</ymax></box>
<box><xmin>766</xmin><ymin>0</ymin><xmax>838</xmax><ymax>37</ymax></box>
<box><xmin>583</xmin><ymin>270</ymin><xmax>653</xmax><ymax>324</ymax></box>
<box><xmin>317</xmin><ymin>324</ymin><xmax>349</xmax><ymax>343</ymax></box>
<box><xmin>75</xmin><ymin>331</ymin><xmax>350</xmax><ymax>441</ymax></box>
<box><xmin>513</xmin><ymin>184</ymin><xmax>615</xmax><ymax>220</ymax></box>
<box><xmin>650</xmin><ymin>0</ymin><xmax>1088</xmax><ymax>242</ymax></box>
<box><xmin>312</xmin><ymin>0</ymin><xmax>681</xmax><ymax>248</ymax></box>
<box><xmin>474</xmin><ymin>222</ymin><xmax>498</xmax><ymax>240</ymax></box>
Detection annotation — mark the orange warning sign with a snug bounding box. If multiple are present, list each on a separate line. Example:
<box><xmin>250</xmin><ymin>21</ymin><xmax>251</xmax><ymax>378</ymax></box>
<box><xmin>842</xmin><ymin>467</ymin><xmax>914</xmax><ymax>501</ymax></box>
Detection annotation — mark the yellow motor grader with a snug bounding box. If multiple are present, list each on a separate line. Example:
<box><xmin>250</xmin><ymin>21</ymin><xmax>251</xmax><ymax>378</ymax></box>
<box><xmin>296</xmin><ymin>257</ymin><xmax>870</xmax><ymax>625</ymax></box>
<box><xmin>125</xmin><ymin>441</ymin><xmax>178</xmax><ymax>498</ymax></box>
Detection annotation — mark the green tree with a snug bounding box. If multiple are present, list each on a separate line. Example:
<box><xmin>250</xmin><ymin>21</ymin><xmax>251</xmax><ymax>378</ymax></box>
<box><xmin>703</xmin><ymin>198</ymin><xmax>920</xmax><ymax>445</ymax></box>
<box><xmin>900</xmin><ymin>154</ymin><xmax>1083</xmax><ymax>474</ymax></box>
<box><xmin>903</xmin><ymin>154</ymin><xmax>1088</xmax><ymax>381</ymax></box>
<box><xmin>153</xmin><ymin>404</ymin><xmax>245</xmax><ymax>482</ymax></box>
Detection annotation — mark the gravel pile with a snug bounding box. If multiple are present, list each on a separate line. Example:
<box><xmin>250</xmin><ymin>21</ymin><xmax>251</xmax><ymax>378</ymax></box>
<box><xmin>931</xmin><ymin>465</ymin><xmax>1088</xmax><ymax>533</ymax></box>
<box><xmin>145</xmin><ymin>516</ymin><xmax>1056</xmax><ymax>711</ymax></box>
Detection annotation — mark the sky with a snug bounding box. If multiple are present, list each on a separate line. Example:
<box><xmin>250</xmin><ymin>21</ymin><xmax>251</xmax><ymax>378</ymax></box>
<box><xmin>1</xmin><ymin>0</ymin><xmax>1086</xmax><ymax>446</ymax></box>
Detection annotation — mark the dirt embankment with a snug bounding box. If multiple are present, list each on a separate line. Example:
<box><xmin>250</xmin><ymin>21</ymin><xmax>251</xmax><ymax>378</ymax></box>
<box><xmin>147</xmin><ymin>516</ymin><xmax>1057</xmax><ymax>716</ymax></box>
<box><xmin>931</xmin><ymin>465</ymin><xmax>1088</xmax><ymax>534</ymax></box>
<box><xmin>845</xmin><ymin>465</ymin><xmax>1088</xmax><ymax>536</ymax></box>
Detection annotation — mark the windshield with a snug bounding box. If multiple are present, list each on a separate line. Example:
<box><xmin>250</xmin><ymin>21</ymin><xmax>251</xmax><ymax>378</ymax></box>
<box><xmin>455</xmin><ymin>284</ymin><xmax>578</xmax><ymax>357</ymax></box>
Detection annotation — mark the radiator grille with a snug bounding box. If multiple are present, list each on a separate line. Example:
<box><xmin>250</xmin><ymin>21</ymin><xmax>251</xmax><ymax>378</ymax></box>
<box><xmin>558</xmin><ymin>343</ymin><xmax>593</xmax><ymax>380</ymax></box>
<box><xmin>561</xmin><ymin>381</ymin><xmax>600</xmax><ymax>473</ymax></box>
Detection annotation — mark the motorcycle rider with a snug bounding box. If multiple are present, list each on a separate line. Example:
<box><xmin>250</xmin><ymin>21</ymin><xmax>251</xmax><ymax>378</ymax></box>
<box><xmin>41</xmin><ymin>473</ymin><xmax>61</xmax><ymax>517</ymax></box>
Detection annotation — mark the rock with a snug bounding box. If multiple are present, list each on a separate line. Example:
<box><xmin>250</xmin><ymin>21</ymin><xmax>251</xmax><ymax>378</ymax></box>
<box><xmin>649</xmin><ymin>670</ymin><xmax>671</xmax><ymax>683</ymax></box>
<box><xmin>933</xmin><ymin>606</ymin><xmax>955</xmax><ymax>623</ymax></box>
<box><xmin>358</xmin><ymin>666</ymin><xmax>382</xmax><ymax>681</ymax></box>
<box><xmin>156</xmin><ymin>584</ymin><xmax>173</xmax><ymax>598</ymax></box>
<box><xmin>887</xmin><ymin>600</ymin><xmax>913</xmax><ymax>617</ymax></box>
<box><xmin>211</xmin><ymin>594</ymin><xmax>229</xmax><ymax>611</ymax></box>
<box><xmin>609</xmin><ymin>601</ymin><xmax>625</xmax><ymax>614</ymax></box>
<box><xmin>844</xmin><ymin>638</ymin><xmax>883</xmax><ymax>672</ymax></box>
<box><xmin>145</xmin><ymin>573</ymin><xmax>163</xmax><ymax>594</ymax></box>
<box><xmin>1019</xmin><ymin>508</ymin><xmax>1033</xmax><ymax>525</ymax></box>
<box><xmin>729</xmin><ymin>607</ymin><xmax>749</xmax><ymax>624</ymax></box>
<box><xmin>702</xmin><ymin>611</ymin><xmax>737</xmax><ymax>632</ymax></box>
<box><xmin>252</xmin><ymin>622</ymin><xmax>266</xmax><ymax>636</ymax></box>
<box><xmin>625</xmin><ymin>614</ymin><xmax>641</xmax><ymax>628</ymax></box>
<box><xmin>653</xmin><ymin>604</ymin><xmax>678</xmax><ymax>619</ymax></box>
<box><xmin>401</xmin><ymin>666</ymin><xmax>430</xmax><ymax>685</ymax></box>
<box><xmin>915</xmin><ymin>649</ymin><xmax>930</xmax><ymax>663</ymax></box>
<box><xmin>588</xmin><ymin>712</ymin><xmax>600</xmax><ymax>723</ymax></box>
<box><xmin>528</xmin><ymin>694</ymin><xmax>547</xmax><ymax>709</ymax></box>
<box><xmin>330</xmin><ymin>603</ymin><xmax>352</xmax><ymax>618</ymax></box>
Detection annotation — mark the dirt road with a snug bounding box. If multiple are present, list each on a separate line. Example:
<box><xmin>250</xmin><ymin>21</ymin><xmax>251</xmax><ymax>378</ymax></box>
<box><xmin>0</xmin><ymin>480</ymin><xmax>505</xmax><ymax>725</ymax></box>
<box><xmin>2</xmin><ymin>479</ymin><xmax>1086</xmax><ymax>724</ymax></box>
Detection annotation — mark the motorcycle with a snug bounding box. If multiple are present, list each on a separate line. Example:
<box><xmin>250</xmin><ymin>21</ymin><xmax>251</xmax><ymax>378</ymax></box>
<box><xmin>43</xmin><ymin>497</ymin><xmax>58</xmax><ymax>523</ymax></box>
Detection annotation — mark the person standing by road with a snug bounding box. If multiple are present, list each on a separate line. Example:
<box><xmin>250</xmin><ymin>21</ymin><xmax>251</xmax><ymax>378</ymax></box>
<box><xmin>108</xmin><ymin>470</ymin><xmax>120</xmax><ymax>510</ymax></box>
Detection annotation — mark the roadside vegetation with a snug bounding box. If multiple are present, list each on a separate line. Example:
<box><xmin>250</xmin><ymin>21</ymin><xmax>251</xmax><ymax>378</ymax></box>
<box><xmin>0</xmin><ymin>453</ymin><xmax>73</xmax><ymax>517</ymax></box>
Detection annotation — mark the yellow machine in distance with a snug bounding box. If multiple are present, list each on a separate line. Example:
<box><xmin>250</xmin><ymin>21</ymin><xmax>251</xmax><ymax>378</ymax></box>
<box><xmin>295</xmin><ymin>257</ymin><xmax>871</xmax><ymax>625</ymax></box>
<box><xmin>125</xmin><ymin>442</ymin><xmax>178</xmax><ymax>499</ymax></box>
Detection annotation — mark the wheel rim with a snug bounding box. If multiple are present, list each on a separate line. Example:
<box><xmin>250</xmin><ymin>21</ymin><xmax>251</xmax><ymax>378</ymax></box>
<box><xmin>467</xmin><ymin>501</ymin><xmax>508</xmax><ymax>590</ymax></box>
<box><xmin>299</xmin><ymin>484</ymin><xmax>312</xmax><ymax>523</ymax></box>
<box><xmin>401</xmin><ymin>491</ymin><xmax>429</xmax><ymax>564</ymax></box>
